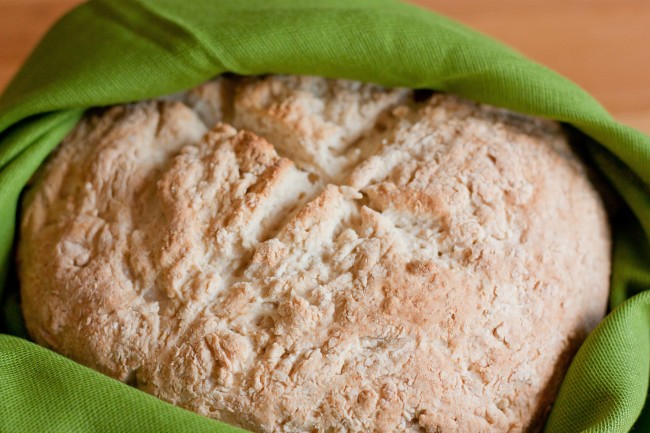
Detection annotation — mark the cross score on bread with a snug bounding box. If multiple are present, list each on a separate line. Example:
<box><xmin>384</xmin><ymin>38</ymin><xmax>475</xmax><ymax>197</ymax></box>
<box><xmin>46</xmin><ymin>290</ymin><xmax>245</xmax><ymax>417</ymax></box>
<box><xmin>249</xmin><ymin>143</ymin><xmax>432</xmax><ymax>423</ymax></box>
<box><xmin>18</xmin><ymin>75</ymin><xmax>610</xmax><ymax>433</ymax></box>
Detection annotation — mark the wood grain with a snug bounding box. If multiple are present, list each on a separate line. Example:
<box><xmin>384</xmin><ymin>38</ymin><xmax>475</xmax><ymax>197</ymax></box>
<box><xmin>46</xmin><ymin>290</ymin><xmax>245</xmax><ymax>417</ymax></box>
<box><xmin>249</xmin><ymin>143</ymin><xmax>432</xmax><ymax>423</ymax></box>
<box><xmin>0</xmin><ymin>0</ymin><xmax>648</xmax><ymax>134</ymax></box>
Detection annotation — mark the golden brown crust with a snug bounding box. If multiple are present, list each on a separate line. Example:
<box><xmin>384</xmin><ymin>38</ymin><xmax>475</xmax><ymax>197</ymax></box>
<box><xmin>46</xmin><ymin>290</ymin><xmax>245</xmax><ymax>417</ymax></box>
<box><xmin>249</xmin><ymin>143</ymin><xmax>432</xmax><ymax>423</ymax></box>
<box><xmin>19</xmin><ymin>76</ymin><xmax>610</xmax><ymax>433</ymax></box>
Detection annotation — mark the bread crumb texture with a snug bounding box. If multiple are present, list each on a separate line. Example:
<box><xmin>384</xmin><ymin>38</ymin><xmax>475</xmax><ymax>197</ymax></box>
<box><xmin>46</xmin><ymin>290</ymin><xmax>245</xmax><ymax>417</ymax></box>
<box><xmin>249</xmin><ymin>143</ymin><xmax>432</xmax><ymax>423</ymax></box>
<box><xmin>19</xmin><ymin>76</ymin><xmax>611</xmax><ymax>433</ymax></box>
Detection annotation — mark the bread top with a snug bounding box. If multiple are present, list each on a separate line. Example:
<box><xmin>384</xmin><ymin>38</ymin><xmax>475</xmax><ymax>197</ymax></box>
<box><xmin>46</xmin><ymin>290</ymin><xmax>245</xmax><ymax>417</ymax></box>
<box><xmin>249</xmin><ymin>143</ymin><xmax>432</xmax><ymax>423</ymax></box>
<box><xmin>18</xmin><ymin>75</ymin><xmax>611</xmax><ymax>433</ymax></box>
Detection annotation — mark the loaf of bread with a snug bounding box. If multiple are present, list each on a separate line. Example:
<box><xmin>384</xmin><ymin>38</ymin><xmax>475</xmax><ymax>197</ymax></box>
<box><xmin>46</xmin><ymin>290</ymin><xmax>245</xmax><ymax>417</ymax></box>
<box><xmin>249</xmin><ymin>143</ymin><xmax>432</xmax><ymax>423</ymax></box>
<box><xmin>18</xmin><ymin>75</ymin><xmax>611</xmax><ymax>432</ymax></box>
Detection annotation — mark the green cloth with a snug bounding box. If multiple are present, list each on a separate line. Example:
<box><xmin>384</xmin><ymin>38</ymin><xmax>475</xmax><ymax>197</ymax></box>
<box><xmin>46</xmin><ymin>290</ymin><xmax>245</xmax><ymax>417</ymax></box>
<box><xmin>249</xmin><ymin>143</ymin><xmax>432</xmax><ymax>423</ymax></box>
<box><xmin>0</xmin><ymin>0</ymin><xmax>649</xmax><ymax>431</ymax></box>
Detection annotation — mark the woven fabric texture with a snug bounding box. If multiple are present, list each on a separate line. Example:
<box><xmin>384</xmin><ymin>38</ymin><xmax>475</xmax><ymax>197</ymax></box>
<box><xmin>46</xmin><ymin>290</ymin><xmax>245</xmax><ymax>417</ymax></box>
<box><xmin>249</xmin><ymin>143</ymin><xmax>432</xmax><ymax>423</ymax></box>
<box><xmin>0</xmin><ymin>1</ymin><xmax>648</xmax><ymax>432</ymax></box>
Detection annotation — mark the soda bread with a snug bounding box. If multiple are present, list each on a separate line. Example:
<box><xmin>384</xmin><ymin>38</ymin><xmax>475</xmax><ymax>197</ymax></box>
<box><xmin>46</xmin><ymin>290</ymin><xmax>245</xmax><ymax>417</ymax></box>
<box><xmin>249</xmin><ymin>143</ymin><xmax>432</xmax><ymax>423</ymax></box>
<box><xmin>18</xmin><ymin>76</ymin><xmax>611</xmax><ymax>432</ymax></box>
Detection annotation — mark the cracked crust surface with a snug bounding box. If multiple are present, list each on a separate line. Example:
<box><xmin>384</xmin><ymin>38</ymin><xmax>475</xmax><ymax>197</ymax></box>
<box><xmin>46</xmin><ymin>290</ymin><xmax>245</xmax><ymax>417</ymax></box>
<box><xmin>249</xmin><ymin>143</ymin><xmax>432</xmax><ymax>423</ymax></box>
<box><xmin>18</xmin><ymin>75</ymin><xmax>611</xmax><ymax>433</ymax></box>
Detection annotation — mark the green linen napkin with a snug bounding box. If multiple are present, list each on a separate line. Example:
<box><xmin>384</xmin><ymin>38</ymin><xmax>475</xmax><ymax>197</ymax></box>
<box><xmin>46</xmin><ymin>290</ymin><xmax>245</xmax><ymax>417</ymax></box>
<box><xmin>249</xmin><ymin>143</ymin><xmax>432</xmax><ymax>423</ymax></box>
<box><xmin>1</xmin><ymin>1</ymin><xmax>649</xmax><ymax>432</ymax></box>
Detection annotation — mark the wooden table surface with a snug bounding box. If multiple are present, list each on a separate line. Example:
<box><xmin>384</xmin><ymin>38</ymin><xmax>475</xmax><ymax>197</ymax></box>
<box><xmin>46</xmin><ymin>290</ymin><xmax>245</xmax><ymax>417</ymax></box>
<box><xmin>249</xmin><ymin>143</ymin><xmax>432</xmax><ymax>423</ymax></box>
<box><xmin>1</xmin><ymin>0</ymin><xmax>649</xmax><ymax>134</ymax></box>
